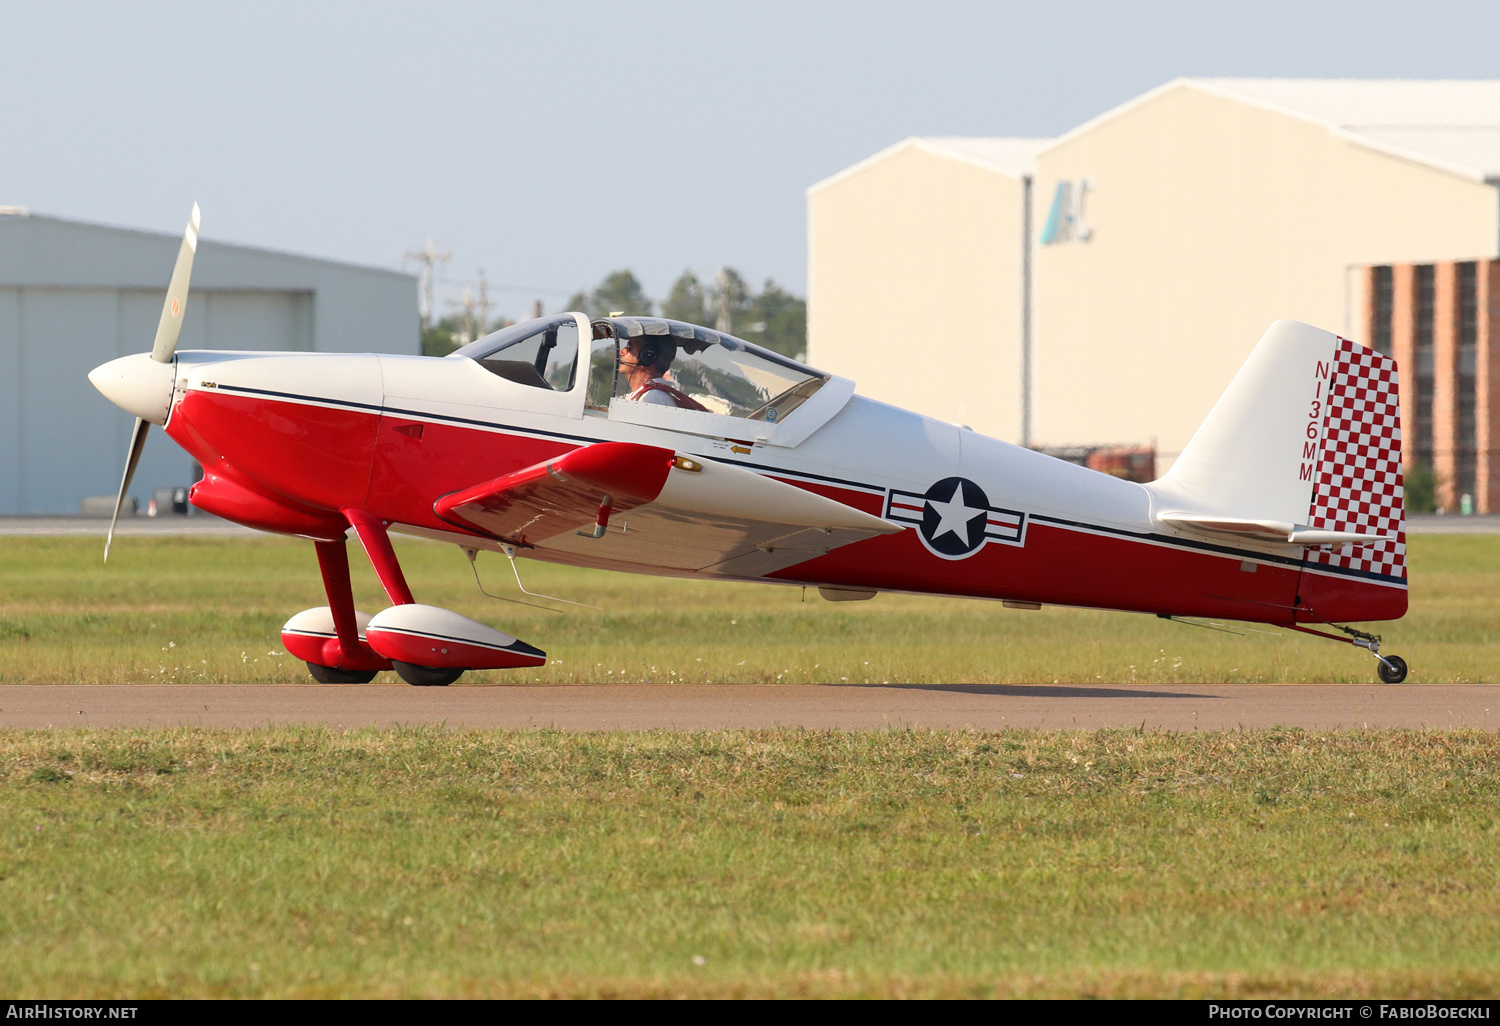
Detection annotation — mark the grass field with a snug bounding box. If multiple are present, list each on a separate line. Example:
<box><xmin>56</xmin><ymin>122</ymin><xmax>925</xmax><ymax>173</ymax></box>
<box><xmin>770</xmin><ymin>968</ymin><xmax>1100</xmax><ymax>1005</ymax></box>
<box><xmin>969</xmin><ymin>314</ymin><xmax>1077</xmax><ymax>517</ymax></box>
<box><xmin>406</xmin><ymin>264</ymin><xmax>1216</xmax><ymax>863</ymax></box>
<box><xmin>0</xmin><ymin>534</ymin><xmax>1495</xmax><ymax>684</ymax></box>
<box><xmin>4</xmin><ymin>727</ymin><xmax>1499</xmax><ymax>998</ymax></box>
<box><xmin>3</xmin><ymin>536</ymin><xmax>1498</xmax><ymax>998</ymax></box>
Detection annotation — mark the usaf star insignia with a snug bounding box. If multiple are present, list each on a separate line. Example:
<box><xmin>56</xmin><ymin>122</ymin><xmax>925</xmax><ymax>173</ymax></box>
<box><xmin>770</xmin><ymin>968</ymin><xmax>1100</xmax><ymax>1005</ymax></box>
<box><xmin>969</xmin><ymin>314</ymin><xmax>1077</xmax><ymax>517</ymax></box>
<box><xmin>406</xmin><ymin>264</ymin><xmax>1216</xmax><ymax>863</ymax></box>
<box><xmin>884</xmin><ymin>477</ymin><xmax>1026</xmax><ymax>559</ymax></box>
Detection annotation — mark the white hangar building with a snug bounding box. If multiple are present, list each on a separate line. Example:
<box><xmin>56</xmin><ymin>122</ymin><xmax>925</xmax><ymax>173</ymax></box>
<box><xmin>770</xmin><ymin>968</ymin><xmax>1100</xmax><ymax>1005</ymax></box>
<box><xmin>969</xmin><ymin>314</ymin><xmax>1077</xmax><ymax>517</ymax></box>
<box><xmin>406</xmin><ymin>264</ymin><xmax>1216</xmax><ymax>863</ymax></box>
<box><xmin>0</xmin><ymin>210</ymin><xmax>420</xmax><ymax>514</ymax></box>
<box><xmin>807</xmin><ymin>79</ymin><xmax>1500</xmax><ymax>506</ymax></box>
<box><xmin>806</xmin><ymin>137</ymin><xmax>1048</xmax><ymax>446</ymax></box>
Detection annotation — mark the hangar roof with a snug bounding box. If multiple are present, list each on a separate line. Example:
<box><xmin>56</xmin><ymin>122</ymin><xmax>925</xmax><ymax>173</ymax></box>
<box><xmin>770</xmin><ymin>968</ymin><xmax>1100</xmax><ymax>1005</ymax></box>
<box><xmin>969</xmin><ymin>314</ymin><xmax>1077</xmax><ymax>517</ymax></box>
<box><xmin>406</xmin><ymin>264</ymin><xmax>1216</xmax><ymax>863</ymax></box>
<box><xmin>807</xmin><ymin>136</ymin><xmax>1050</xmax><ymax>195</ymax></box>
<box><xmin>1048</xmin><ymin>78</ymin><xmax>1500</xmax><ymax>183</ymax></box>
<box><xmin>0</xmin><ymin>209</ymin><xmax>414</xmax><ymax>289</ymax></box>
<box><xmin>1198</xmin><ymin>79</ymin><xmax>1500</xmax><ymax>182</ymax></box>
<box><xmin>914</xmin><ymin>137</ymin><xmax>1051</xmax><ymax>176</ymax></box>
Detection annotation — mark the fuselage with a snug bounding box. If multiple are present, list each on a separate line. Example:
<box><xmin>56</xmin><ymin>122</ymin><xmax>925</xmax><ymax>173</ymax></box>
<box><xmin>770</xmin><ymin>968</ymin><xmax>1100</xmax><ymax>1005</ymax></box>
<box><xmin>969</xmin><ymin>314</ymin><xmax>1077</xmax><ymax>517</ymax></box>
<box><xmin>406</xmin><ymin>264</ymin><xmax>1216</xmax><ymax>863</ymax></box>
<box><xmin>160</xmin><ymin>346</ymin><xmax>1405</xmax><ymax>626</ymax></box>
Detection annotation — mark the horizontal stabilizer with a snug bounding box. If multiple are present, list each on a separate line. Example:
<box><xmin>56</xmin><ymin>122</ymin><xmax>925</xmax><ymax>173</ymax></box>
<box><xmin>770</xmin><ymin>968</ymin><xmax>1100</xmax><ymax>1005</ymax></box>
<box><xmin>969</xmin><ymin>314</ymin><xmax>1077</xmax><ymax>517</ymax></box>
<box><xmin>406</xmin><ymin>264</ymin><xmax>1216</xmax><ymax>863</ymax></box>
<box><xmin>1157</xmin><ymin>512</ymin><xmax>1392</xmax><ymax>548</ymax></box>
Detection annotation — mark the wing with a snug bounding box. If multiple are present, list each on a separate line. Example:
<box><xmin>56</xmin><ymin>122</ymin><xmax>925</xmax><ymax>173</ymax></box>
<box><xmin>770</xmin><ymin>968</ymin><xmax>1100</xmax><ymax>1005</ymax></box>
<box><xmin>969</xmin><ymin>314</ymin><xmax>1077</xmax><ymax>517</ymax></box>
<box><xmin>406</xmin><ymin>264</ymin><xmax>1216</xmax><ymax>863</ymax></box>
<box><xmin>435</xmin><ymin>441</ymin><xmax>903</xmax><ymax>576</ymax></box>
<box><xmin>436</xmin><ymin>441</ymin><xmax>675</xmax><ymax>543</ymax></box>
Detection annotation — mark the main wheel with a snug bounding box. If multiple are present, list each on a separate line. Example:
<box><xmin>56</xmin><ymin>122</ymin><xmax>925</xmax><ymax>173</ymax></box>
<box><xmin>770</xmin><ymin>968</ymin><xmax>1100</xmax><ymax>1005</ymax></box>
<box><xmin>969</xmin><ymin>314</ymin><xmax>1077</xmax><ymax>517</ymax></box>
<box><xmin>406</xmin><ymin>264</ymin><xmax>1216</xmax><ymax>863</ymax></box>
<box><xmin>1377</xmin><ymin>655</ymin><xmax>1408</xmax><ymax>684</ymax></box>
<box><xmin>306</xmin><ymin>662</ymin><xmax>379</xmax><ymax>684</ymax></box>
<box><xmin>392</xmin><ymin>661</ymin><xmax>464</xmax><ymax>687</ymax></box>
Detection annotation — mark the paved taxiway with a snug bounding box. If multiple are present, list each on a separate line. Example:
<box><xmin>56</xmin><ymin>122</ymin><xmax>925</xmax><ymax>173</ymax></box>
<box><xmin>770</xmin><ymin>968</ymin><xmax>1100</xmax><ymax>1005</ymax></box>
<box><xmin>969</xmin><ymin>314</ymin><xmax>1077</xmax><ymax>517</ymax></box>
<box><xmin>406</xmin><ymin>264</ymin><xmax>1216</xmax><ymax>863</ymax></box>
<box><xmin>3</xmin><ymin>513</ymin><xmax>1497</xmax><ymax>537</ymax></box>
<box><xmin>2</xmin><ymin>683</ymin><xmax>1496</xmax><ymax>731</ymax></box>
<box><xmin>0</xmin><ymin>515</ymin><xmax>256</xmax><ymax>537</ymax></box>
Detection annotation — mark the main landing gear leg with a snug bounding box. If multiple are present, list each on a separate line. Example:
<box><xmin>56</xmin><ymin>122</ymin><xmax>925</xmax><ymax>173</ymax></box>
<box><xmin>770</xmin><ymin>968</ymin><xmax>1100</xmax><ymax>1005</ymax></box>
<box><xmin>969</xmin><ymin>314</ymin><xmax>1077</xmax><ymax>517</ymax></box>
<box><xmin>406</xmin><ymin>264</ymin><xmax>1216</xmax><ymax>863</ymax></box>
<box><xmin>1288</xmin><ymin>623</ymin><xmax>1408</xmax><ymax>684</ymax></box>
<box><xmin>341</xmin><ymin>509</ymin><xmax>463</xmax><ymax>687</ymax></box>
<box><xmin>286</xmin><ymin>536</ymin><xmax>391</xmax><ymax>684</ymax></box>
<box><xmin>343</xmin><ymin>508</ymin><xmax>415</xmax><ymax>605</ymax></box>
<box><xmin>316</xmin><ymin>538</ymin><xmax>365</xmax><ymax>657</ymax></box>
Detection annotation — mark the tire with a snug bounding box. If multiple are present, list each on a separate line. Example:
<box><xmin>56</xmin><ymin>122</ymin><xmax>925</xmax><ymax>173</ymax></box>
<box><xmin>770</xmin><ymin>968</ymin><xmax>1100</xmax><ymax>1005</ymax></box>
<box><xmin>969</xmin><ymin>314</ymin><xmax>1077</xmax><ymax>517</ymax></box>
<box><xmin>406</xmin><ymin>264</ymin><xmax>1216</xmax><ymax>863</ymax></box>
<box><xmin>392</xmin><ymin>661</ymin><xmax>464</xmax><ymax>687</ymax></box>
<box><xmin>306</xmin><ymin>662</ymin><xmax>379</xmax><ymax>684</ymax></box>
<box><xmin>1377</xmin><ymin>655</ymin><xmax>1408</xmax><ymax>684</ymax></box>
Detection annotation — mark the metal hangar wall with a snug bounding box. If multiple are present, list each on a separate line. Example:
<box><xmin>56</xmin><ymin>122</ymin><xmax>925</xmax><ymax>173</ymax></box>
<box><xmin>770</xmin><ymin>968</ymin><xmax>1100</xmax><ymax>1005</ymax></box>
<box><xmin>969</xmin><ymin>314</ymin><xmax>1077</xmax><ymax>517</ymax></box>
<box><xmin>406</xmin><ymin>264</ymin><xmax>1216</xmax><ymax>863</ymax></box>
<box><xmin>0</xmin><ymin>210</ymin><xmax>420</xmax><ymax>514</ymax></box>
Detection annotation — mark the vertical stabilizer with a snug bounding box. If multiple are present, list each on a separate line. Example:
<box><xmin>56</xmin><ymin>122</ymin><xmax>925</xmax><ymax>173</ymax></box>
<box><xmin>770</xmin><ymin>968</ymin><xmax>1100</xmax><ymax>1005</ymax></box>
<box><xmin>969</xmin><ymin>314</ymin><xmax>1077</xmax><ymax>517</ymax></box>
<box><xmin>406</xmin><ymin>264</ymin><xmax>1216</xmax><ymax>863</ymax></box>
<box><xmin>1149</xmin><ymin>321</ymin><xmax>1406</xmax><ymax>580</ymax></box>
<box><xmin>1153</xmin><ymin>320</ymin><xmax>1345</xmax><ymax>522</ymax></box>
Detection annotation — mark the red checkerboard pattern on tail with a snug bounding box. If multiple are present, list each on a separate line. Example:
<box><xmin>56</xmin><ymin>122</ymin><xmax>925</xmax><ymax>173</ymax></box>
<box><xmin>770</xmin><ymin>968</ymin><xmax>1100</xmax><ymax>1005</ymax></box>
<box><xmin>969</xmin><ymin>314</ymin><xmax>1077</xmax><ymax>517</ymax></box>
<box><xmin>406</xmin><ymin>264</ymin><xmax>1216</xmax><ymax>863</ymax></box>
<box><xmin>1305</xmin><ymin>337</ymin><xmax>1406</xmax><ymax>580</ymax></box>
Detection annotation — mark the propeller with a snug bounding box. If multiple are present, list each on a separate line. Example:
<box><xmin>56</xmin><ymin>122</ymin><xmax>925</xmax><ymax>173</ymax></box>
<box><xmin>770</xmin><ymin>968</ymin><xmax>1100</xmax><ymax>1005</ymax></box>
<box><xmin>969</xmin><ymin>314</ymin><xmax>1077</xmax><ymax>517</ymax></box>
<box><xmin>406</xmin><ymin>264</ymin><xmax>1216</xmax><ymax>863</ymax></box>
<box><xmin>103</xmin><ymin>203</ymin><xmax>200</xmax><ymax>561</ymax></box>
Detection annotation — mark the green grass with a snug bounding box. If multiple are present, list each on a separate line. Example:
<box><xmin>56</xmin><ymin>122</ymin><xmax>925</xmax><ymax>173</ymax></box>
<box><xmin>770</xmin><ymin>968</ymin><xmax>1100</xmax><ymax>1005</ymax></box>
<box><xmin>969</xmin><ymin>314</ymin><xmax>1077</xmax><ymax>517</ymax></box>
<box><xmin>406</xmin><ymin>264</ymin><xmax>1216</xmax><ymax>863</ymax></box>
<box><xmin>4</xmin><ymin>537</ymin><xmax>1497</xmax><ymax>996</ymax></box>
<box><xmin>0</xmin><ymin>534</ymin><xmax>1496</xmax><ymax>684</ymax></box>
<box><xmin>3</xmin><ymin>727</ymin><xmax>1498</xmax><ymax>998</ymax></box>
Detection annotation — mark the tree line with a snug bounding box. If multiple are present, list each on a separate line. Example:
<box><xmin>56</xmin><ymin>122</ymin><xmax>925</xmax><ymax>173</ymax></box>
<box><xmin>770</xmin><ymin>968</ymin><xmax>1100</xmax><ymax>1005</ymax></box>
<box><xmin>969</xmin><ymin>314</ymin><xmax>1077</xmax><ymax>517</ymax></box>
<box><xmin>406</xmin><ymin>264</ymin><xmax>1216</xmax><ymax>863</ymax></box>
<box><xmin>422</xmin><ymin>268</ymin><xmax>807</xmax><ymax>361</ymax></box>
<box><xmin>565</xmin><ymin>268</ymin><xmax>806</xmax><ymax>362</ymax></box>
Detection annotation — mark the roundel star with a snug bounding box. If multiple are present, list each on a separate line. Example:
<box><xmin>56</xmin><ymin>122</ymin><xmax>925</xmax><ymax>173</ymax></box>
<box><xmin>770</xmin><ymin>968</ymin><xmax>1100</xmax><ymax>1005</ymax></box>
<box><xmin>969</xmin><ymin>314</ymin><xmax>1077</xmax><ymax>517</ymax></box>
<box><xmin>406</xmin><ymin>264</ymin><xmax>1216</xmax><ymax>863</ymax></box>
<box><xmin>926</xmin><ymin>480</ymin><xmax>986</xmax><ymax>547</ymax></box>
<box><xmin>909</xmin><ymin>476</ymin><xmax>995</xmax><ymax>558</ymax></box>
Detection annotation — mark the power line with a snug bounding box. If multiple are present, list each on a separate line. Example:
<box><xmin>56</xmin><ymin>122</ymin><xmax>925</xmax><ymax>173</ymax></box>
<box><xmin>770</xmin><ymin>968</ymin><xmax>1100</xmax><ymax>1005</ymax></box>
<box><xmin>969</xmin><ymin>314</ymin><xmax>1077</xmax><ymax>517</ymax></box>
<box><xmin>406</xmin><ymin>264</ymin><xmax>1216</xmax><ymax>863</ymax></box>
<box><xmin>431</xmin><ymin>273</ymin><xmax>571</xmax><ymax>296</ymax></box>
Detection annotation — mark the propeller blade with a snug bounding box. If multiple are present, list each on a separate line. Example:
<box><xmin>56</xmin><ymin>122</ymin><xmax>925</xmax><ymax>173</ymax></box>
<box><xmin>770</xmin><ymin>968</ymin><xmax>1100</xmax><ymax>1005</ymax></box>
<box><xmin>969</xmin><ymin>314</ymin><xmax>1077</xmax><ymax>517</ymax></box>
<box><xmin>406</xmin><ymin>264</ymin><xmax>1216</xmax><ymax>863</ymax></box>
<box><xmin>150</xmin><ymin>203</ymin><xmax>201</xmax><ymax>363</ymax></box>
<box><xmin>104</xmin><ymin>417</ymin><xmax>151</xmax><ymax>562</ymax></box>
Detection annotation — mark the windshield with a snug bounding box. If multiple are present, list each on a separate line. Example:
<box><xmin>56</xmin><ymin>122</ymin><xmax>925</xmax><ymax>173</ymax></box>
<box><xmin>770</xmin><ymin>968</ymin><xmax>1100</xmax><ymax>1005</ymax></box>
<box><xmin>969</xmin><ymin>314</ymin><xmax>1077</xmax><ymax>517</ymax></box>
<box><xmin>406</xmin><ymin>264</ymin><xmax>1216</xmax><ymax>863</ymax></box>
<box><xmin>452</xmin><ymin>315</ymin><xmax>579</xmax><ymax>391</ymax></box>
<box><xmin>594</xmin><ymin>317</ymin><xmax>826</xmax><ymax>422</ymax></box>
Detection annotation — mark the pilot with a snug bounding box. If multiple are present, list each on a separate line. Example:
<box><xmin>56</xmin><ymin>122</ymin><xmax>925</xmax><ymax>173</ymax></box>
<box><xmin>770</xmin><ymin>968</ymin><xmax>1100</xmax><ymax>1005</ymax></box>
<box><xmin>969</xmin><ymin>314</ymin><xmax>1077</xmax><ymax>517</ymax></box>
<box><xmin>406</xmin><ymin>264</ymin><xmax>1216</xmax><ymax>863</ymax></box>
<box><xmin>618</xmin><ymin>337</ymin><xmax>707</xmax><ymax>411</ymax></box>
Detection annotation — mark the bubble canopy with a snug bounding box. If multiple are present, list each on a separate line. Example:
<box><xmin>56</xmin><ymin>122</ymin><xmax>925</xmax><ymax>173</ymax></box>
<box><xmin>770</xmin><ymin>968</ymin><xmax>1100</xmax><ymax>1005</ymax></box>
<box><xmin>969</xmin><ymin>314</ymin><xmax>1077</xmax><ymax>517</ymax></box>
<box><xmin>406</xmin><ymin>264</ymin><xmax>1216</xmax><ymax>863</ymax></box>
<box><xmin>452</xmin><ymin>314</ymin><xmax>582</xmax><ymax>392</ymax></box>
<box><xmin>452</xmin><ymin>314</ymin><xmax>828</xmax><ymax>426</ymax></box>
<box><xmin>592</xmin><ymin>316</ymin><xmax>828</xmax><ymax>422</ymax></box>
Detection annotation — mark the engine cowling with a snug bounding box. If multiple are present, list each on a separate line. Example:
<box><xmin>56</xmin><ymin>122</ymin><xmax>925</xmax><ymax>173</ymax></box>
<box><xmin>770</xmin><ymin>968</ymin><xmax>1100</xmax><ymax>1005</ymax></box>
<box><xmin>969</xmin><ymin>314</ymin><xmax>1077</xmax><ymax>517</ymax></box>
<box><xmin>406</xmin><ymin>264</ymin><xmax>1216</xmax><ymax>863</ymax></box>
<box><xmin>191</xmin><ymin>470</ymin><xmax>349</xmax><ymax>540</ymax></box>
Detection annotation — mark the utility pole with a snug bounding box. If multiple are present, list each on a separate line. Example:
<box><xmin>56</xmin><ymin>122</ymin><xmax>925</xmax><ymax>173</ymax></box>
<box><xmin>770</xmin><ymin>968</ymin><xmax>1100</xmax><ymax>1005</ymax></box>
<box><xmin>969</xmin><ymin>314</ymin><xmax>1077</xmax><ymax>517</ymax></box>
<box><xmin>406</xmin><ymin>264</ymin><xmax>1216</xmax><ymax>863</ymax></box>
<box><xmin>714</xmin><ymin>268</ymin><xmax>744</xmax><ymax>334</ymax></box>
<box><xmin>445</xmin><ymin>287</ymin><xmax>477</xmax><ymax>346</ymax></box>
<box><xmin>475</xmin><ymin>269</ymin><xmax>495</xmax><ymax>336</ymax></box>
<box><xmin>403</xmin><ymin>239</ymin><xmax>452</xmax><ymax>328</ymax></box>
<box><xmin>1021</xmin><ymin>175</ymin><xmax>1034</xmax><ymax>449</ymax></box>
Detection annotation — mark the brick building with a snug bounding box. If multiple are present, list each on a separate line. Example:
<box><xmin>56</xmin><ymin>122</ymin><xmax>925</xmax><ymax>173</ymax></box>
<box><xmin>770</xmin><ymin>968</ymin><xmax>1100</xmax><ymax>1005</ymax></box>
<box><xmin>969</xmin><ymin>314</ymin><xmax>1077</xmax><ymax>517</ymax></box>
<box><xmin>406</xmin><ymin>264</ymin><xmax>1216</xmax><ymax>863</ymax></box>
<box><xmin>1363</xmin><ymin>261</ymin><xmax>1500</xmax><ymax>511</ymax></box>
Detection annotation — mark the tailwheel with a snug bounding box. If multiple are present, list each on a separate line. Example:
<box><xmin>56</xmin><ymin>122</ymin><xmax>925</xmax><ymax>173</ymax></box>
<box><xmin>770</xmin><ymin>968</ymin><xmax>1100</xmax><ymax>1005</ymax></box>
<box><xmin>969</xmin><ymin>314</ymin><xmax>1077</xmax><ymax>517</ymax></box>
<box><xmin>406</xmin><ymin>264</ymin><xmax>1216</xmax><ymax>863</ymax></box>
<box><xmin>1288</xmin><ymin>623</ymin><xmax>1408</xmax><ymax>685</ymax></box>
<box><xmin>1377</xmin><ymin>655</ymin><xmax>1409</xmax><ymax>685</ymax></box>
<box><xmin>306</xmin><ymin>662</ymin><xmax>379</xmax><ymax>684</ymax></box>
<box><xmin>392</xmin><ymin>661</ymin><xmax>465</xmax><ymax>687</ymax></box>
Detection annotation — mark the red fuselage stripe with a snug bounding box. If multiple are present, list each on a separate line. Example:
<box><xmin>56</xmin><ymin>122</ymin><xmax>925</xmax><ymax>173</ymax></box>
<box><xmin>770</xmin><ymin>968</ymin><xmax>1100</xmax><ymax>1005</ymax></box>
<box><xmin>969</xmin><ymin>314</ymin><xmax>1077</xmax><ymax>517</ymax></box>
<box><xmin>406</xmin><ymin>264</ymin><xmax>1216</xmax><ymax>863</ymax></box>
<box><xmin>166</xmin><ymin>389</ymin><xmax>1406</xmax><ymax>624</ymax></box>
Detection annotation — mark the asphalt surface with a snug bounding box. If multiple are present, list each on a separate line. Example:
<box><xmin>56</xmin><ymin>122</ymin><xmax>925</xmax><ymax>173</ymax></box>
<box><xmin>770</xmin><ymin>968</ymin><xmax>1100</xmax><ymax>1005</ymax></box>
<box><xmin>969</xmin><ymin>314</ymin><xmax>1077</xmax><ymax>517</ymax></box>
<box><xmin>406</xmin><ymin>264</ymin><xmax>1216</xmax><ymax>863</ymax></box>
<box><xmin>2</xmin><ymin>514</ymin><xmax>1497</xmax><ymax>536</ymax></box>
<box><xmin>2</xmin><ymin>683</ymin><xmax>1496</xmax><ymax>731</ymax></box>
<box><xmin>0</xmin><ymin>515</ymin><xmax>255</xmax><ymax>536</ymax></box>
<box><xmin>1406</xmin><ymin>513</ymin><xmax>1500</xmax><ymax>533</ymax></box>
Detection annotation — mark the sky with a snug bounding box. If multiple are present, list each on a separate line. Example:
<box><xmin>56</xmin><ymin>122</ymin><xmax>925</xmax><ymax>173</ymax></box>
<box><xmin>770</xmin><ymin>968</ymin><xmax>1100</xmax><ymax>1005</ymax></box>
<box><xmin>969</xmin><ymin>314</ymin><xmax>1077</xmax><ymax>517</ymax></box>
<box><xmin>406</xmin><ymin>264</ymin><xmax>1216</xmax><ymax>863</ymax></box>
<box><xmin>5</xmin><ymin>0</ymin><xmax>1500</xmax><ymax>321</ymax></box>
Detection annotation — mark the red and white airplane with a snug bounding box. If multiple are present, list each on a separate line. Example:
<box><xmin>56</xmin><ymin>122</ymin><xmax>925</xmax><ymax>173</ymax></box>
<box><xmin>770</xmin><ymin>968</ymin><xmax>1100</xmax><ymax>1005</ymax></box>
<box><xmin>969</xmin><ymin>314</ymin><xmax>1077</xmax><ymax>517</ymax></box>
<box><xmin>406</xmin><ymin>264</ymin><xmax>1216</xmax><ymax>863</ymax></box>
<box><xmin>89</xmin><ymin>208</ymin><xmax>1410</xmax><ymax>685</ymax></box>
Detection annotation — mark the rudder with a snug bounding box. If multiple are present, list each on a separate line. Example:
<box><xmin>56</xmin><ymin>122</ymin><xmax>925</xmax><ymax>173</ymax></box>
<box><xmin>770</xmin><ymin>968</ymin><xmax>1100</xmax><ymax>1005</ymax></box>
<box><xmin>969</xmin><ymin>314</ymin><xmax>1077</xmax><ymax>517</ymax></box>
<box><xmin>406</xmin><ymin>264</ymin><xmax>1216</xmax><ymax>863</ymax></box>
<box><xmin>1293</xmin><ymin>337</ymin><xmax>1407</xmax><ymax>624</ymax></box>
<box><xmin>1303</xmin><ymin>337</ymin><xmax>1406</xmax><ymax>581</ymax></box>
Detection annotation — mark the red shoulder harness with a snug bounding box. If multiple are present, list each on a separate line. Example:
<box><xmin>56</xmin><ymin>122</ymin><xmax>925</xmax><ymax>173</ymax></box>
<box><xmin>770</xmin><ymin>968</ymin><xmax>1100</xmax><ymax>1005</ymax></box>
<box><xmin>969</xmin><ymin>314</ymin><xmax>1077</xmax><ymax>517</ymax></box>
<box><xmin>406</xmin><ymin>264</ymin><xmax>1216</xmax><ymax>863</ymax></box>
<box><xmin>638</xmin><ymin>382</ymin><xmax>709</xmax><ymax>412</ymax></box>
